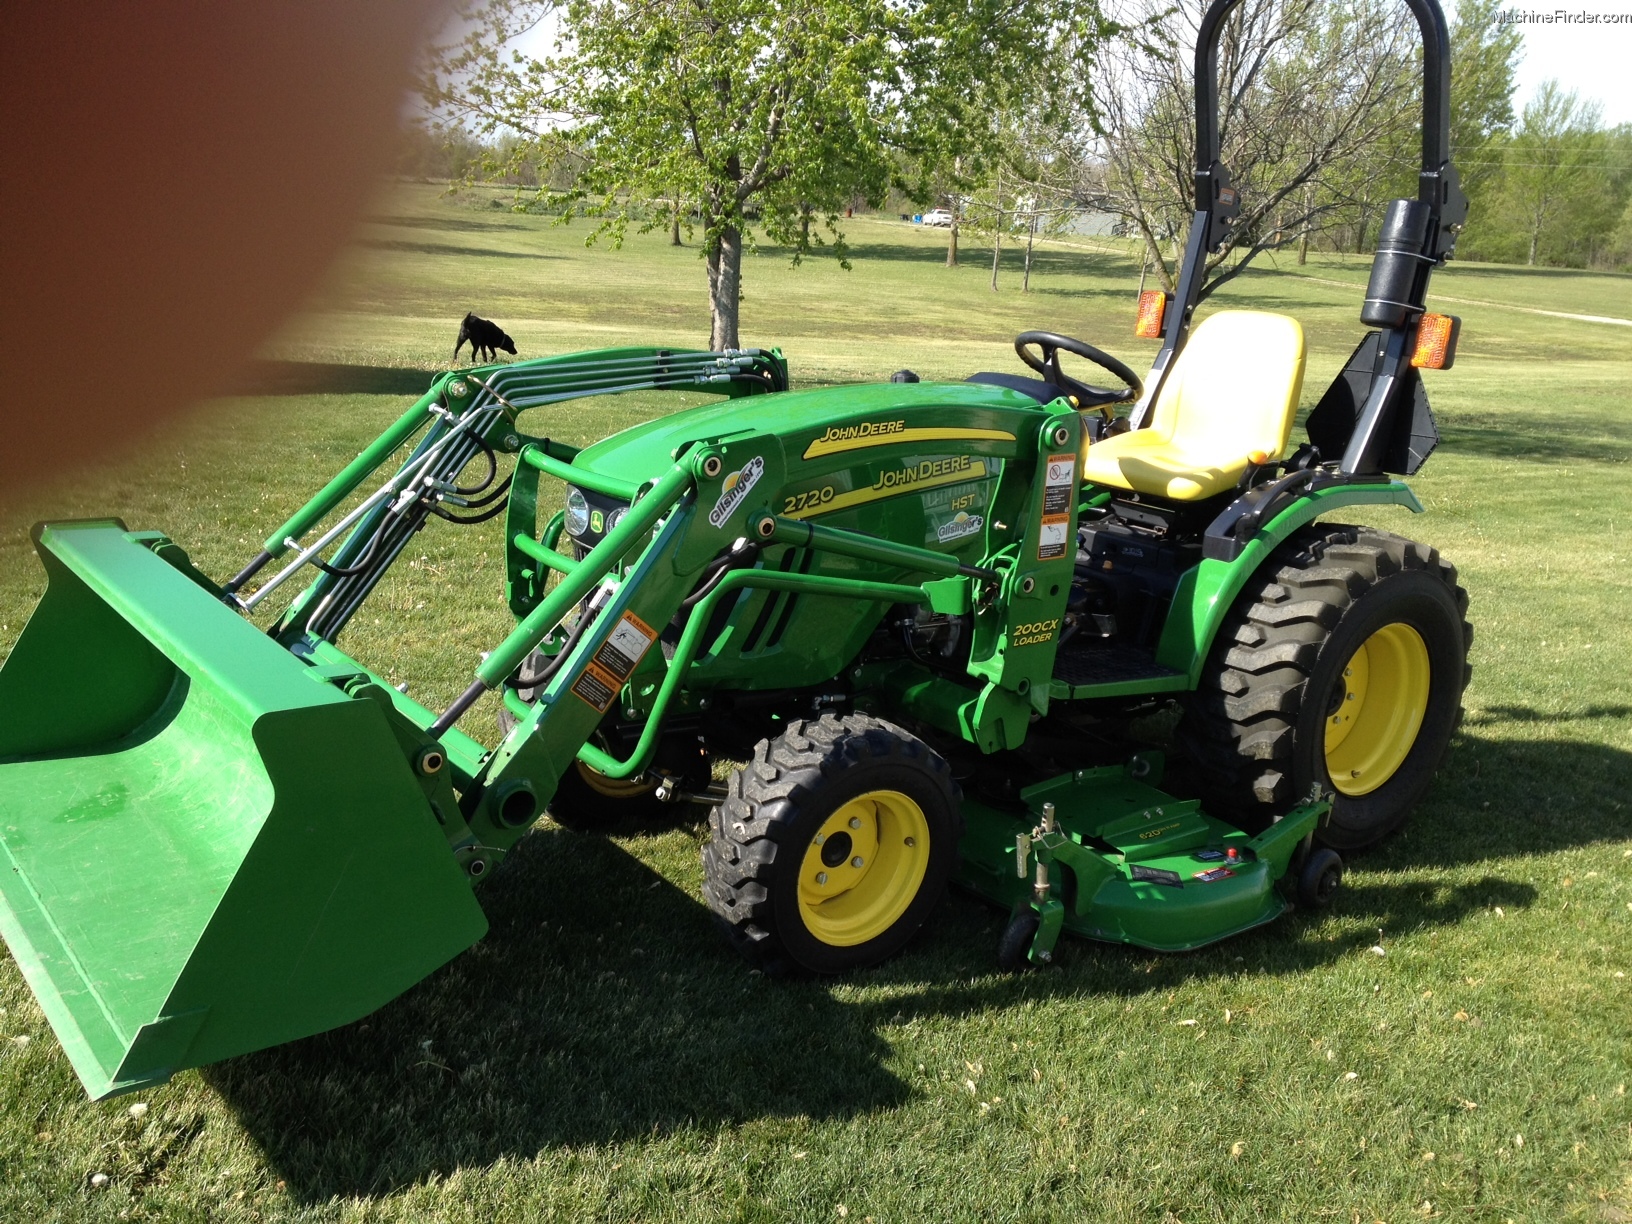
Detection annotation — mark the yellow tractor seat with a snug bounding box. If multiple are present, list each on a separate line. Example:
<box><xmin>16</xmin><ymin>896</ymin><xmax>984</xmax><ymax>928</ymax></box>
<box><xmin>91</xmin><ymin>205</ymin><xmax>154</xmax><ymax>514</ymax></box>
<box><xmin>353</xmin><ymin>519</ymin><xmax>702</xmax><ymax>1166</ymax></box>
<box><xmin>1082</xmin><ymin>310</ymin><xmax>1306</xmax><ymax>501</ymax></box>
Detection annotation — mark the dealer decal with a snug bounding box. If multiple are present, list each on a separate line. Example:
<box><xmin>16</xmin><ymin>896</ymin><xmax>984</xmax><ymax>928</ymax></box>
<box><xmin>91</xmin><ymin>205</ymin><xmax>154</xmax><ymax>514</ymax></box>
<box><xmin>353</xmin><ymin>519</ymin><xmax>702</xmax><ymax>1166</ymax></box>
<box><xmin>708</xmin><ymin>455</ymin><xmax>765</xmax><ymax>528</ymax></box>
<box><xmin>936</xmin><ymin>511</ymin><xmax>984</xmax><ymax>543</ymax></box>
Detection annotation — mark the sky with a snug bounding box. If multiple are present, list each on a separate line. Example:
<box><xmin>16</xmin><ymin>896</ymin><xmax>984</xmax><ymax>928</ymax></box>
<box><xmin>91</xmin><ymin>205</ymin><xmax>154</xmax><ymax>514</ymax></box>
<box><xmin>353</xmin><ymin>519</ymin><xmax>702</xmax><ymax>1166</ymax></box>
<box><xmin>1479</xmin><ymin>0</ymin><xmax>1632</xmax><ymax>125</ymax></box>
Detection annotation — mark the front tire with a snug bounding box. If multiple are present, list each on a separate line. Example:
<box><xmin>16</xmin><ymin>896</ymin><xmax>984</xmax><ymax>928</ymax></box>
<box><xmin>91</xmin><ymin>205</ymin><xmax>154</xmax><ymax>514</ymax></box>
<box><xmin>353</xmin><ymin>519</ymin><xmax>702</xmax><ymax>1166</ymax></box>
<box><xmin>1179</xmin><ymin>524</ymin><xmax>1472</xmax><ymax>850</ymax></box>
<box><xmin>702</xmin><ymin>713</ymin><xmax>962</xmax><ymax>974</ymax></box>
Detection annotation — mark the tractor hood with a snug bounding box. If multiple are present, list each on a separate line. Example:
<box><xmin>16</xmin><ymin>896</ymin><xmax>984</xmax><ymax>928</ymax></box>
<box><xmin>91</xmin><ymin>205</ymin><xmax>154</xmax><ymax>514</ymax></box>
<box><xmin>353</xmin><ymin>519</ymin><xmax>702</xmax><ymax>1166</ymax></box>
<box><xmin>568</xmin><ymin>381</ymin><xmax>1050</xmax><ymax>492</ymax></box>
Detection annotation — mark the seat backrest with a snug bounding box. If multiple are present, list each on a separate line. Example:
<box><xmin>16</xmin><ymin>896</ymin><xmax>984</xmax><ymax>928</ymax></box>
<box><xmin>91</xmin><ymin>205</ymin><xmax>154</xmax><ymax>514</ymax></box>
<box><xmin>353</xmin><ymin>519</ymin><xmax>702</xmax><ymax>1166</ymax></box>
<box><xmin>1145</xmin><ymin>310</ymin><xmax>1306</xmax><ymax>462</ymax></box>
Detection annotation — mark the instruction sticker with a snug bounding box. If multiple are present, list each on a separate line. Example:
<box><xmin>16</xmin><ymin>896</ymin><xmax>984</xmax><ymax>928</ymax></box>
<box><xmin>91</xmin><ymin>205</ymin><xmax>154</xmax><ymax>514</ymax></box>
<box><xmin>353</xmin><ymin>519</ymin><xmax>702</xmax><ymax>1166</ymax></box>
<box><xmin>1193</xmin><ymin>867</ymin><xmax>1236</xmax><ymax>883</ymax></box>
<box><xmin>1037</xmin><ymin>452</ymin><xmax>1075</xmax><ymax>560</ymax></box>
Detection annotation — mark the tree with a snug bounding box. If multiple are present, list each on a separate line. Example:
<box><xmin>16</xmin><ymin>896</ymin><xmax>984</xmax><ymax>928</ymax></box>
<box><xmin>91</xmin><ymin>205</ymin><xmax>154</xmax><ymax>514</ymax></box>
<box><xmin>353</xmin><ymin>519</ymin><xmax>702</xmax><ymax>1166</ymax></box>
<box><xmin>1447</xmin><ymin>0</ymin><xmax>1523</xmax><ymax>198</ymax></box>
<box><xmin>1500</xmin><ymin>84</ymin><xmax>1611</xmax><ymax>265</ymax></box>
<box><xmin>1081</xmin><ymin>0</ymin><xmax>1417</xmax><ymax>300</ymax></box>
<box><xmin>425</xmin><ymin>0</ymin><xmax>1097</xmax><ymax>349</ymax></box>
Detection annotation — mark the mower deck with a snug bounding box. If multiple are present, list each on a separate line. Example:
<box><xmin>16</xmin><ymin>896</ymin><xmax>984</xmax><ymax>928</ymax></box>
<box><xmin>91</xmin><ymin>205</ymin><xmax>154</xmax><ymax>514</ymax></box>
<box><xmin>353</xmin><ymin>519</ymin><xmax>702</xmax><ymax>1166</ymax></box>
<box><xmin>956</xmin><ymin>756</ymin><xmax>1326</xmax><ymax>962</ymax></box>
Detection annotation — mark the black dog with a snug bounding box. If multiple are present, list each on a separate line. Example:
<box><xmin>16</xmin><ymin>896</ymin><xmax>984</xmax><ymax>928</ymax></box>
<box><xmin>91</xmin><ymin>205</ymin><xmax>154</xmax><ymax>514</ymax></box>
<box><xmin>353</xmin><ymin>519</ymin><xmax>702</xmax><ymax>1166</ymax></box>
<box><xmin>454</xmin><ymin>312</ymin><xmax>517</xmax><ymax>363</ymax></box>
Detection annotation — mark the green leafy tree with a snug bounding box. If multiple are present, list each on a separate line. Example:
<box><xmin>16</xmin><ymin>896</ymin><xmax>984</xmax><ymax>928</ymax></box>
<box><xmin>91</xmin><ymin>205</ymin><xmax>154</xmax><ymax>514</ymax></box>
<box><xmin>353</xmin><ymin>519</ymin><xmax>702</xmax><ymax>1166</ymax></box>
<box><xmin>425</xmin><ymin>0</ymin><xmax>1099</xmax><ymax>349</ymax></box>
<box><xmin>1499</xmin><ymin>84</ymin><xmax>1612</xmax><ymax>266</ymax></box>
<box><xmin>1447</xmin><ymin>0</ymin><xmax>1523</xmax><ymax>199</ymax></box>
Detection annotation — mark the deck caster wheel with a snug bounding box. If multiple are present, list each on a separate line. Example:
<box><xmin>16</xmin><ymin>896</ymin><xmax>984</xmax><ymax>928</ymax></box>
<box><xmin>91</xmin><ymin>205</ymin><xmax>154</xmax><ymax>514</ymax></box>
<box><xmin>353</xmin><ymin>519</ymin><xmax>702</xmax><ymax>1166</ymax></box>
<box><xmin>1297</xmin><ymin>848</ymin><xmax>1344</xmax><ymax>908</ymax></box>
<box><xmin>996</xmin><ymin>909</ymin><xmax>1041</xmax><ymax>972</ymax></box>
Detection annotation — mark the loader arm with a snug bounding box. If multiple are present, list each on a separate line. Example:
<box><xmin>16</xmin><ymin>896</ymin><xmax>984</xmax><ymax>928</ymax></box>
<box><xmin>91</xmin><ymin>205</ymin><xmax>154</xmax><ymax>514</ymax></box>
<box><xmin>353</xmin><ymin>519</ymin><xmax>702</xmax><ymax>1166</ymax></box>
<box><xmin>0</xmin><ymin>346</ymin><xmax>788</xmax><ymax>1099</ymax></box>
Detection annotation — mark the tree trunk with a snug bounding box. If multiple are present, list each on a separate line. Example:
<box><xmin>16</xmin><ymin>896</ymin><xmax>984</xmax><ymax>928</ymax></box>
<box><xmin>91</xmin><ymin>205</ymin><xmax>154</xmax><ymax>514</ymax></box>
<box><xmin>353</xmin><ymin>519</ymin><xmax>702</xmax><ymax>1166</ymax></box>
<box><xmin>1527</xmin><ymin>224</ymin><xmax>1538</xmax><ymax>266</ymax></box>
<box><xmin>799</xmin><ymin>204</ymin><xmax>811</xmax><ymax>248</ymax></box>
<box><xmin>670</xmin><ymin>200</ymin><xmax>682</xmax><ymax>246</ymax></box>
<box><xmin>708</xmin><ymin>224</ymin><xmax>743</xmax><ymax>350</ymax></box>
<box><xmin>1140</xmin><ymin>228</ymin><xmax>1174</xmax><ymax>293</ymax></box>
<box><xmin>1022</xmin><ymin>215</ymin><xmax>1036</xmax><ymax>292</ymax></box>
<box><xmin>1297</xmin><ymin>180</ymin><xmax>1313</xmax><ymax>265</ymax></box>
<box><xmin>946</xmin><ymin>215</ymin><xmax>959</xmax><ymax>267</ymax></box>
<box><xmin>990</xmin><ymin>169</ymin><xmax>1003</xmax><ymax>291</ymax></box>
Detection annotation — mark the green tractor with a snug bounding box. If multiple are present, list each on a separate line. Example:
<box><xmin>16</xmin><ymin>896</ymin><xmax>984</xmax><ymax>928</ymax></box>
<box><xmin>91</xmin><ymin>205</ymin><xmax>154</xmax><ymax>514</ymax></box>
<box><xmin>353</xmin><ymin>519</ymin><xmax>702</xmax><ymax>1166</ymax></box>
<box><xmin>0</xmin><ymin>0</ymin><xmax>1472</xmax><ymax>1100</ymax></box>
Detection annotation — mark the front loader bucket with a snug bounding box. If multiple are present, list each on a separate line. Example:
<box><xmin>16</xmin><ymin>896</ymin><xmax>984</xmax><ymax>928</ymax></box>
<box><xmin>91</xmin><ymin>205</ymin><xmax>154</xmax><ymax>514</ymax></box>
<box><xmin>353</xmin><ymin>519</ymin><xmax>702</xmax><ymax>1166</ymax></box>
<box><xmin>0</xmin><ymin>522</ymin><xmax>487</xmax><ymax>1099</ymax></box>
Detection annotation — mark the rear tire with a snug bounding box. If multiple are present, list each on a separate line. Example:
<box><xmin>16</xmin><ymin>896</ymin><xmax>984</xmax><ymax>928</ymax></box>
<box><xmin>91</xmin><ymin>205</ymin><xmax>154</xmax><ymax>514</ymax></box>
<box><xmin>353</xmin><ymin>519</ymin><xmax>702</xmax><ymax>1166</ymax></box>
<box><xmin>702</xmin><ymin>713</ymin><xmax>962</xmax><ymax>975</ymax></box>
<box><xmin>1178</xmin><ymin>524</ymin><xmax>1471</xmax><ymax>851</ymax></box>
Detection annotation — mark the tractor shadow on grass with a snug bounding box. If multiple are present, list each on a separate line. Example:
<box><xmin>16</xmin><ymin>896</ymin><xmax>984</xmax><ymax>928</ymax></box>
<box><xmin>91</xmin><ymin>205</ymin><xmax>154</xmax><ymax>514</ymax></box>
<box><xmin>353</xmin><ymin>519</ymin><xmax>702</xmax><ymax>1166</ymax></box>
<box><xmin>206</xmin><ymin>826</ymin><xmax>911</xmax><ymax>1201</ymax></box>
<box><xmin>1373</xmin><ymin>725</ymin><xmax>1632</xmax><ymax>872</ymax></box>
<box><xmin>208</xmin><ymin>729</ymin><xmax>1628</xmax><ymax>1202</ymax></box>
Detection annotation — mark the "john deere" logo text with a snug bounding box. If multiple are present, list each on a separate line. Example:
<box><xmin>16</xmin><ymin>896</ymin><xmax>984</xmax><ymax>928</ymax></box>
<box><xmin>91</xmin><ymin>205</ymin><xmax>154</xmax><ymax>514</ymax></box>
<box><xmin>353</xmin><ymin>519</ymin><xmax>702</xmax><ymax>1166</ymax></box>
<box><xmin>813</xmin><ymin>420</ymin><xmax>905</xmax><ymax>447</ymax></box>
<box><xmin>872</xmin><ymin>455</ymin><xmax>974</xmax><ymax>492</ymax></box>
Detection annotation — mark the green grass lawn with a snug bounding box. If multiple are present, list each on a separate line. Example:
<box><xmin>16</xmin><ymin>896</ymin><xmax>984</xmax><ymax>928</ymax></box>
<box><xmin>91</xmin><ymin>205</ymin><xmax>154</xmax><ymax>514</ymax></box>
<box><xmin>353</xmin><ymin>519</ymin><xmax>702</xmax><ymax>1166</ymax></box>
<box><xmin>1</xmin><ymin>182</ymin><xmax>1629</xmax><ymax>1223</ymax></box>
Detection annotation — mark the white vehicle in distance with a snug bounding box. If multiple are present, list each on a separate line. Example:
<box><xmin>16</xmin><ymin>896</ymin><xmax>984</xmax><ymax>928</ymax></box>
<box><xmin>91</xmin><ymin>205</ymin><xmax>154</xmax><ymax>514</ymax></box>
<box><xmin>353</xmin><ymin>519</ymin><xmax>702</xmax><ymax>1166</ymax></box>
<box><xmin>921</xmin><ymin>208</ymin><xmax>954</xmax><ymax>227</ymax></box>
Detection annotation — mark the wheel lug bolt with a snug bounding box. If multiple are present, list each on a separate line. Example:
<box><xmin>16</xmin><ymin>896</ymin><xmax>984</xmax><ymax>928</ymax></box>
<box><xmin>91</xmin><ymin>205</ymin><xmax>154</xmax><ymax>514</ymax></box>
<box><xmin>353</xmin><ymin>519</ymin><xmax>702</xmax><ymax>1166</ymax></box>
<box><xmin>849</xmin><ymin>817</ymin><xmax>862</xmax><ymax>830</ymax></box>
<box><xmin>852</xmin><ymin>856</ymin><xmax>864</xmax><ymax>868</ymax></box>
<box><xmin>904</xmin><ymin>837</ymin><xmax>916</xmax><ymax>847</ymax></box>
<box><xmin>816</xmin><ymin>872</ymin><xmax>828</xmax><ymax>885</ymax></box>
<box><xmin>813</xmin><ymin>833</ymin><xmax>824</xmax><ymax>845</ymax></box>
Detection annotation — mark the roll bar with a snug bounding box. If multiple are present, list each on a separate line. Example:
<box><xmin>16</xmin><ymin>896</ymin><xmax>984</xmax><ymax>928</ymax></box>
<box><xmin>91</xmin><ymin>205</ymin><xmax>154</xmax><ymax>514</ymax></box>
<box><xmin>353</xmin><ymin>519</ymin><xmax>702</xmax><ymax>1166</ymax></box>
<box><xmin>1133</xmin><ymin>0</ymin><xmax>1467</xmax><ymax>445</ymax></box>
<box><xmin>1193</xmin><ymin>0</ymin><xmax>1453</xmax><ymax>195</ymax></box>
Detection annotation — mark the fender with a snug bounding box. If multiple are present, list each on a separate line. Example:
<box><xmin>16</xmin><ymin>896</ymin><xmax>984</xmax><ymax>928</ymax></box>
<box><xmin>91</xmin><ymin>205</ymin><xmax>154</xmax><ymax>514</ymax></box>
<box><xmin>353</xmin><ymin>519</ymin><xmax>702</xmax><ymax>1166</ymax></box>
<box><xmin>1155</xmin><ymin>481</ymin><xmax>1422</xmax><ymax>684</ymax></box>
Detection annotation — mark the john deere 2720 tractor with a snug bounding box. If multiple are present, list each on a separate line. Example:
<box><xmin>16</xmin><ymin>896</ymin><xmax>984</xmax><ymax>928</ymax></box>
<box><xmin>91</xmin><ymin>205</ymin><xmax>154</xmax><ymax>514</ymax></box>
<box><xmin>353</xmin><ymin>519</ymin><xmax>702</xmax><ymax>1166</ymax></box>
<box><xmin>0</xmin><ymin>0</ymin><xmax>1473</xmax><ymax>1100</ymax></box>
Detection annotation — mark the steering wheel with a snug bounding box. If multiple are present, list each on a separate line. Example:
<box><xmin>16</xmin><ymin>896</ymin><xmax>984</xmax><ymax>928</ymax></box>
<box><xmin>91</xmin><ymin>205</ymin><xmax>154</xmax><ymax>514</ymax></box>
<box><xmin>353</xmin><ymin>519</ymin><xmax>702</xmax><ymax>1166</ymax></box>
<box><xmin>1015</xmin><ymin>331</ymin><xmax>1143</xmax><ymax>418</ymax></box>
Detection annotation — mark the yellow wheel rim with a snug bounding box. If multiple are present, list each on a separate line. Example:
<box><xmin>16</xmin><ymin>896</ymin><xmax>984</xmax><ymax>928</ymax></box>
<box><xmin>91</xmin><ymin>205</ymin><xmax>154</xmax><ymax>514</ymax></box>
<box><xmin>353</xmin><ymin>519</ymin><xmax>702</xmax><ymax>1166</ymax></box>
<box><xmin>573</xmin><ymin>761</ymin><xmax>654</xmax><ymax>799</ymax></box>
<box><xmin>1324</xmin><ymin>622</ymin><xmax>1431</xmax><ymax>797</ymax></box>
<box><xmin>796</xmin><ymin>790</ymin><xmax>931</xmax><ymax>947</ymax></box>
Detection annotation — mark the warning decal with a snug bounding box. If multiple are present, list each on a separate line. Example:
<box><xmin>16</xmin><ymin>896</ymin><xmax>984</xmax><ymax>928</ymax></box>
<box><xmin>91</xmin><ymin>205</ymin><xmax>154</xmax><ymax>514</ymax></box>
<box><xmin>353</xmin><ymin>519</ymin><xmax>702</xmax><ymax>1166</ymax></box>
<box><xmin>573</xmin><ymin>611</ymin><xmax>658</xmax><ymax>711</ymax></box>
<box><xmin>1038</xmin><ymin>452</ymin><xmax>1075</xmax><ymax>560</ymax></box>
<box><xmin>592</xmin><ymin>611</ymin><xmax>658</xmax><ymax>683</ymax></box>
<box><xmin>1042</xmin><ymin>453</ymin><xmax>1075</xmax><ymax>515</ymax></box>
<box><xmin>570</xmin><ymin>665</ymin><xmax>619</xmax><ymax>712</ymax></box>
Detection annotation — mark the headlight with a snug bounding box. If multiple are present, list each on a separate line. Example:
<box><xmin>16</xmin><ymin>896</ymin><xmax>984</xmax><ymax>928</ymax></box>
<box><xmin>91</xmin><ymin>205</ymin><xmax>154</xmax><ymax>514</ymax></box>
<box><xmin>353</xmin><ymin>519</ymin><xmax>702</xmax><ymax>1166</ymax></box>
<box><xmin>565</xmin><ymin>488</ymin><xmax>591</xmax><ymax>536</ymax></box>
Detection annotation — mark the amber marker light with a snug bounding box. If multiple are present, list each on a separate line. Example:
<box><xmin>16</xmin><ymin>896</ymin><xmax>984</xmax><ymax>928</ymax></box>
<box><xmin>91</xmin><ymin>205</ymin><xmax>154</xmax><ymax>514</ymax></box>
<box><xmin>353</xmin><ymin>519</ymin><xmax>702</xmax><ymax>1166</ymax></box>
<box><xmin>1411</xmin><ymin>313</ymin><xmax>1461</xmax><ymax>370</ymax></box>
<box><xmin>1135</xmin><ymin>290</ymin><xmax>1167</xmax><ymax>339</ymax></box>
